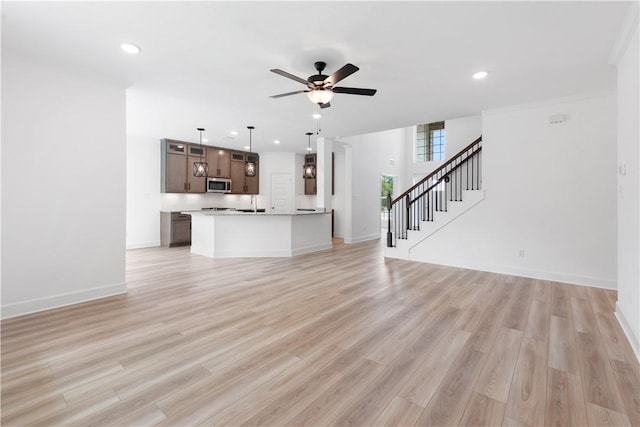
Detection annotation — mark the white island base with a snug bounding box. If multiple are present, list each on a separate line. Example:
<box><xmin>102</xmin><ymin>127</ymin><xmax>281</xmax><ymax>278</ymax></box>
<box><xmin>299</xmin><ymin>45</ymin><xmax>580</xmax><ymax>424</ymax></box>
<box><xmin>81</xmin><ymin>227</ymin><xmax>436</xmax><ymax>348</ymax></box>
<box><xmin>189</xmin><ymin>211</ymin><xmax>332</xmax><ymax>258</ymax></box>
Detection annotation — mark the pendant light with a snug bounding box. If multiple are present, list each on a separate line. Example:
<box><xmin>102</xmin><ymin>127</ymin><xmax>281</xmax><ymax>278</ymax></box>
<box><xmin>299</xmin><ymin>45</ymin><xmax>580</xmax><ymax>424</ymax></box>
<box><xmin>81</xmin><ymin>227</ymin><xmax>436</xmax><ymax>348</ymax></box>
<box><xmin>193</xmin><ymin>127</ymin><xmax>208</xmax><ymax>177</ymax></box>
<box><xmin>245</xmin><ymin>126</ymin><xmax>256</xmax><ymax>177</ymax></box>
<box><xmin>303</xmin><ymin>132</ymin><xmax>316</xmax><ymax>179</ymax></box>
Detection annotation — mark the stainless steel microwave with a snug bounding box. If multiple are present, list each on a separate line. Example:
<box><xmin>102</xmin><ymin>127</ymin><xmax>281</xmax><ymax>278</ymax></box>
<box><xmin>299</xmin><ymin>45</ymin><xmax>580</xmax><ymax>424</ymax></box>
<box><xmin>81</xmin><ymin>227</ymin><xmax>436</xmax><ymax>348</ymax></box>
<box><xmin>206</xmin><ymin>178</ymin><xmax>232</xmax><ymax>193</ymax></box>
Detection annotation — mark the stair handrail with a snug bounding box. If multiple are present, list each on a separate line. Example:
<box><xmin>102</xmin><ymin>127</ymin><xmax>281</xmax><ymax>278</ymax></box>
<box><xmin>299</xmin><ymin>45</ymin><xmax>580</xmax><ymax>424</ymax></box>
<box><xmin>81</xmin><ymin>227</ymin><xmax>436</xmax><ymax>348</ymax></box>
<box><xmin>407</xmin><ymin>145</ymin><xmax>482</xmax><ymax>206</ymax></box>
<box><xmin>391</xmin><ymin>135</ymin><xmax>482</xmax><ymax>205</ymax></box>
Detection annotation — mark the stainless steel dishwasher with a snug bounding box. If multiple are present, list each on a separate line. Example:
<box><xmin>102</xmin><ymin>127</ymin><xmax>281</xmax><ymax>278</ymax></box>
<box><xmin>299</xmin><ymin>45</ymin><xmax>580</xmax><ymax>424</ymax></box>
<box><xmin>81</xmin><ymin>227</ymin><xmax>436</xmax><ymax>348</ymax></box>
<box><xmin>160</xmin><ymin>212</ymin><xmax>191</xmax><ymax>247</ymax></box>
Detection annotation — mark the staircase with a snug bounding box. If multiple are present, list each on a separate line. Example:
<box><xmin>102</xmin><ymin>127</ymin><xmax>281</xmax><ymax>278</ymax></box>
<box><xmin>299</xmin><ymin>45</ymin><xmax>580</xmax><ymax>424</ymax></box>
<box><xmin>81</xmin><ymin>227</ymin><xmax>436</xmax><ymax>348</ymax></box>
<box><xmin>385</xmin><ymin>136</ymin><xmax>483</xmax><ymax>260</ymax></box>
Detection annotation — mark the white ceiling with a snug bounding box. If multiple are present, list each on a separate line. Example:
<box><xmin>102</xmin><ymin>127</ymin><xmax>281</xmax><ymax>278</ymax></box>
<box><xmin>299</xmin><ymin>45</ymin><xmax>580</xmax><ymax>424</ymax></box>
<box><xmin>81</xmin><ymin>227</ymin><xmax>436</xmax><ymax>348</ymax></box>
<box><xmin>2</xmin><ymin>1</ymin><xmax>630</xmax><ymax>153</ymax></box>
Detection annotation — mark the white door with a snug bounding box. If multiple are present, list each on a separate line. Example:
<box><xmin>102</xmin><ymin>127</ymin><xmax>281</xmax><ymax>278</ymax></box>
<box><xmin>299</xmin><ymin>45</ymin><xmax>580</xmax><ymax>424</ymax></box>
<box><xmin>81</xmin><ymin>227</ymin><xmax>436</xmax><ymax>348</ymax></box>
<box><xmin>270</xmin><ymin>173</ymin><xmax>293</xmax><ymax>213</ymax></box>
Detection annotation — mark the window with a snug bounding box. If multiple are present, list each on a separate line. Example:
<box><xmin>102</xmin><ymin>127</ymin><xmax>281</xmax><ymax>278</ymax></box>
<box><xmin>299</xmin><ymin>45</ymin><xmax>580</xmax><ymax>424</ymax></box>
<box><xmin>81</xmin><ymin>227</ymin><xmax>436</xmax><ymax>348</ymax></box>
<box><xmin>416</xmin><ymin>121</ymin><xmax>445</xmax><ymax>162</ymax></box>
<box><xmin>381</xmin><ymin>175</ymin><xmax>394</xmax><ymax>212</ymax></box>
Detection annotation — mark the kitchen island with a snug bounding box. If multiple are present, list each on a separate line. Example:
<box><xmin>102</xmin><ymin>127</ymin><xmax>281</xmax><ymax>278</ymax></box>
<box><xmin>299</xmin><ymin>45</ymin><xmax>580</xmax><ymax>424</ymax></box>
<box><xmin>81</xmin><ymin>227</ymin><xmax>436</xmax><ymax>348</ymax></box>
<box><xmin>186</xmin><ymin>210</ymin><xmax>332</xmax><ymax>258</ymax></box>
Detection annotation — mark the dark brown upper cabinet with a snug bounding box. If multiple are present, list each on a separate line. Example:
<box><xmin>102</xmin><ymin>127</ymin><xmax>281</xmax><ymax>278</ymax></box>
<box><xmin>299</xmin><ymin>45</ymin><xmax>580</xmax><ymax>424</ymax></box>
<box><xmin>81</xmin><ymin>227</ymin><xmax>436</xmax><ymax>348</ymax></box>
<box><xmin>162</xmin><ymin>139</ymin><xmax>206</xmax><ymax>193</ymax></box>
<box><xmin>230</xmin><ymin>151</ymin><xmax>259</xmax><ymax>195</ymax></box>
<box><xmin>162</xmin><ymin>139</ymin><xmax>258</xmax><ymax>194</ymax></box>
<box><xmin>207</xmin><ymin>148</ymin><xmax>231</xmax><ymax>178</ymax></box>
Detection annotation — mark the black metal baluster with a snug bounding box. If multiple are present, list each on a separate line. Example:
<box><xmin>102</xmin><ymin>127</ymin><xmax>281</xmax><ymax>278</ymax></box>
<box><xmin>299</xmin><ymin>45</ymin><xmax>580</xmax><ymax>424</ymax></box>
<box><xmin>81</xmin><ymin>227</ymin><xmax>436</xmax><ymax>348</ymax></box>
<box><xmin>420</xmin><ymin>185</ymin><xmax>427</xmax><ymax>221</ymax></box>
<box><xmin>386</xmin><ymin>195</ymin><xmax>392</xmax><ymax>247</ymax></box>
<box><xmin>452</xmin><ymin>172</ymin><xmax>456</xmax><ymax>201</ymax></box>
<box><xmin>454</xmin><ymin>169</ymin><xmax>460</xmax><ymax>201</ymax></box>
<box><xmin>472</xmin><ymin>150</ymin><xmax>475</xmax><ymax>190</ymax></box>
<box><xmin>444</xmin><ymin>178</ymin><xmax>447</xmax><ymax>211</ymax></box>
<box><xmin>400</xmin><ymin>198</ymin><xmax>403</xmax><ymax>239</ymax></box>
<box><xmin>466</xmin><ymin>149</ymin><xmax>470</xmax><ymax>190</ymax></box>
<box><xmin>459</xmin><ymin>165</ymin><xmax>462</xmax><ymax>200</ymax></box>
<box><xmin>395</xmin><ymin>202</ymin><xmax>399</xmax><ymax>242</ymax></box>
<box><xmin>478</xmin><ymin>151</ymin><xmax>482</xmax><ymax>189</ymax></box>
<box><xmin>405</xmin><ymin>194</ymin><xmax>410</xmax><ymax>235</ymax></box>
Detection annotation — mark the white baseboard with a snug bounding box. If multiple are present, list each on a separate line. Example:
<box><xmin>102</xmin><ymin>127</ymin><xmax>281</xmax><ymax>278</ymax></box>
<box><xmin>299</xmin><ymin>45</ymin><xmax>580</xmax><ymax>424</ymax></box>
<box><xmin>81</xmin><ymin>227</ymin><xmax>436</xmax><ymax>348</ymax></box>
<box><xmin>615</xmin><ymin>303</ymin><xmax>640</xmax><ymax>363</ymax></box>
<box><xmin>1</xmin><ymin>282</ymin><xmax>127</xmax><ymax>319</ymax></box>
<box><xmin>126</xmin><ymin>240</ymin><xmax>161</xmax><ymax>250</ymax></box>
<box><xmin>205</xmin><ymin>250</ymin><xmax>293</xmax><ymax>258</ymax></box>
<box><xmin>345</xmin><ymin>234</ymin><xmax>381</xmax><ymax>244</ymax></box>
<box><xmin>406</xmin><ymin>254</ymin><xmax>616</xmax><ymax>290</ymax></box>
<box><xmin>192</xmin><ymin>242</ymin><xmax>333</xmax><ymax>259</ymax></box>
<box><xmin>292</xmin><ymin>243</ymin><xmax>333</xmax><ymax>256</ymax></box>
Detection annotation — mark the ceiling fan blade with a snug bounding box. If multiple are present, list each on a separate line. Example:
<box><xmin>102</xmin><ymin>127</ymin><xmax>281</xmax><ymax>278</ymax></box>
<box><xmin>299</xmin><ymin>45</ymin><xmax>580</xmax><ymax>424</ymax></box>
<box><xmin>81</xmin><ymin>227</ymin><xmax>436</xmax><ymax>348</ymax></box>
<box><xmin>325</xmin><ymin>63</ymin><xmax>359</xmax><ymax>86</ymax></box>
<box><xmin>270</xmin><ymin>69</ymin><xmax>309</xmax><ymax>86</ymax></box>
<box><xmin>332</xmin><ymin>87</ymin><xmax>377</xmax><ymax>96</ymax></box>
<box><xmin>269</xmin><ymin>90</ymin><xmax>309</xmax><ymax>98</ymax></box>
<box><xmin>320</xmin><ymin>102</ymin><xmax>331</xmax><ymax>109</ymax></box>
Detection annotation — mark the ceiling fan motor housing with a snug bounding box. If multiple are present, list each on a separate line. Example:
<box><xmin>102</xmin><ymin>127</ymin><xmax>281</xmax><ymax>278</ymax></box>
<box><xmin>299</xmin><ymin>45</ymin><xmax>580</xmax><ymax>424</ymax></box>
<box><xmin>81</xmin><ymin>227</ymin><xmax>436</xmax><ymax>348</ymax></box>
<box><xmin>309</xmin><ymin>61</ymin><xmax>329</xmax><ymax>86</ymax></box>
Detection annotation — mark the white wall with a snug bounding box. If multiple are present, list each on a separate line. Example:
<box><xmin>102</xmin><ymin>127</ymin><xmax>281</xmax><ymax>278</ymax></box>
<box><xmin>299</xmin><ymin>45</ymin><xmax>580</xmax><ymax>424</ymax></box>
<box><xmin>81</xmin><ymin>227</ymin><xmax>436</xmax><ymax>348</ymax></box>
<box><xmin>407</xmin><ymin>115</ymin><xmax>482</xmax><ymax>187</ymax></box>
<box><xmin>613</xmin><ymin>12</ymin><xmax>639</xmax><ymax>359</ymax></box>
<box><xmin>341</xmin><ymin>127</ymin><xmax>408</xmax><ymax>243</ymax></box>
<box><xmin>409</xmin><ymin>94</ymin><xmax>617</xmax><ymax>289</ymax></box>
<box><xmin>126</xmin><ymin>133</ymin><xmax>161</xmax><ymax>248</ymax></box>
<box><xmin>1</xmin><ymin>54</ymin><xmax>127</xmax><ymax>318</ymax></box>
<box><xmin>333</xmin><ymin>149</ymin><xmax>346</xmax><ymax>238</ymax></box>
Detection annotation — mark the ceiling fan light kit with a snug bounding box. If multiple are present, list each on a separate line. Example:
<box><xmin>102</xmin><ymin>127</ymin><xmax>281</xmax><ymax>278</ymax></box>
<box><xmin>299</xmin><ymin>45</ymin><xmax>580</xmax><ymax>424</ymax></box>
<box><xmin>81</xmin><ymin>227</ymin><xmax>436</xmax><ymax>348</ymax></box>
<box><xmin>307</xmin><ymin>89</ymin><xmax>334</xmax><ymax>105</ymax></box>
<box><xmin>270</xmin><ymin>61</ymin><xmax>377</xmax><ymax>108</ymax></box>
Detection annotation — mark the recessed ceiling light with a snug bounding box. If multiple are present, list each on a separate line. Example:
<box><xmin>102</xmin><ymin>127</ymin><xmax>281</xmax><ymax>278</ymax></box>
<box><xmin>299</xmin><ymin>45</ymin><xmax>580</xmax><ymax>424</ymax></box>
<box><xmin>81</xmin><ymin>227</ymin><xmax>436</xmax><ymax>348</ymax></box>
<box><xmin>230</xmin><ymin>131</ymin><xmax>239</xmax><ymax>136</ymax></box>
<box><xmin>274</xmin><ymin>140</ymin><xmax>281</xmax><ymax>144</ymax></box>
<box><xmin>120</xmin><ymin>43</ymin><xmax>141</xmax><ymax>54</ymax></box>
<box><xmin>312</xmin><ymin>113</ymin><xmax>322</xmax><ymax>119</ymax></box>
<box><xmin>307</xmin><ymin>147</ymin><xmax>312</xmax><ymax>151</ymax></box>
<box><xmin>472</xmin><ymin>71</ymin><xmax>488</xmax><ymax>80</ymax></box>
<box><xmin>244</xmin><ymin>146</ymin><xmax>250</xmax><ymax>150</ymax></box>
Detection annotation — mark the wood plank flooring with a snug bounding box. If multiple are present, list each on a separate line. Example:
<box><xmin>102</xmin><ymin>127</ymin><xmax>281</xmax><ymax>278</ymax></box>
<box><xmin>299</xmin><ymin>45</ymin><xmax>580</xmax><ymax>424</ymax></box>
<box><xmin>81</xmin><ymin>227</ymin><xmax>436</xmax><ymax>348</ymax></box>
<box><xmin>2</xmin><ymin>239</ymin><xmax>639</xmax><ymax>426</ymax></box>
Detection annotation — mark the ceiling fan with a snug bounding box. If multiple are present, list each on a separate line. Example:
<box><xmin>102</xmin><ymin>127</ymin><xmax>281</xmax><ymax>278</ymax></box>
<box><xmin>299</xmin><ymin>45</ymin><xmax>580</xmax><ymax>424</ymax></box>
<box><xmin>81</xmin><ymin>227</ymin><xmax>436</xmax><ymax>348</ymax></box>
<box><xmin>270</xmin><ymin>61</ymin><xmax>377</xmax><ymax>109</ymax></box>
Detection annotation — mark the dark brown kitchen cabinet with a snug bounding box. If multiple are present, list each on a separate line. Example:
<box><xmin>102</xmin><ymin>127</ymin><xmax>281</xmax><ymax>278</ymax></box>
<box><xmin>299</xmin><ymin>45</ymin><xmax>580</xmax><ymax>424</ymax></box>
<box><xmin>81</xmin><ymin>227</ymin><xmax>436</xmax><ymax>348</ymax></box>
<box><xmin>186</xmin><ymin>155</ymin><xmax>206</xmax><ymax>193</ymax></box>
<box><xmin>207</xmin><ymin>148</ymin><xmax>231</xmax><ymax>178</ymax></box>
<box><xmin>165</xmin><ymin>152</ymin><xmax>188</xmax><ymax>193</ymax></box>
<box><xmin>230</xmin><ymin>151</ymin><xmax>259</xmax><ymax>194</ymax></box>
<box><xmin>161</xmin><ymin>139</ymin><xmax>206</xmax><ymax>193</ymax></box>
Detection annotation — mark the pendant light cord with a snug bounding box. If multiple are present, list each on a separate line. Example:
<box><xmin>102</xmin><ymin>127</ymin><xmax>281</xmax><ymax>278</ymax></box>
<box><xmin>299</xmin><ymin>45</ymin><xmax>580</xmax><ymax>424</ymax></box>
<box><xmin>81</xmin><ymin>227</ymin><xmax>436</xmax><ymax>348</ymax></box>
<box><xmin>247</xmin><ymin>126</ymin><xmax>254</xmax><ymax>154</ymax></box>
<box><xmin>197</xmin><ymin>128</ymin><xmax>205</xmax><ymax>162</ymax></box>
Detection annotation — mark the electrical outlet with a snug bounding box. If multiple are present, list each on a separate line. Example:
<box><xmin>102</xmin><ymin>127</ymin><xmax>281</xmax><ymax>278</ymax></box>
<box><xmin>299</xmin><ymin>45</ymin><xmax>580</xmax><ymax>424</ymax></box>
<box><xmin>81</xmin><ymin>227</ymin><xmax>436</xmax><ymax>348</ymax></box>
<box><xmin>518</xmin><ymin>249</ymin><xmax>525</xmax><ymax>258</ymax></box>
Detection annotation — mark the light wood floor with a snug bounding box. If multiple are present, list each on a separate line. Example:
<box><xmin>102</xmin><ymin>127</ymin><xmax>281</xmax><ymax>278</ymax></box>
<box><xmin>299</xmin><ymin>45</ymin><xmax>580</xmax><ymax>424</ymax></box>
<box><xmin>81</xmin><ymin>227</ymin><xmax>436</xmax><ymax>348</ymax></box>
<box><xmin>2</xmin><ymin>239</ymin><xmax>639</xmax><ymax>426</ymax></box>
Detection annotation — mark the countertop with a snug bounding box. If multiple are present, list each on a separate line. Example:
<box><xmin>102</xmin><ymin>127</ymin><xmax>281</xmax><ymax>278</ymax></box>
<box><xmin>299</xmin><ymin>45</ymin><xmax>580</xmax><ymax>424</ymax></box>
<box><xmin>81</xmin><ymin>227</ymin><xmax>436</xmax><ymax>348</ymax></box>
<box><xmin>183</xmin><ymin>210</ymin><xmax>330</xmax><ymax>216</ymax></box>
